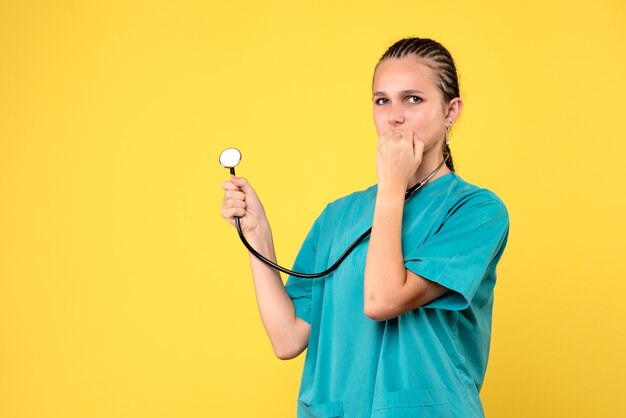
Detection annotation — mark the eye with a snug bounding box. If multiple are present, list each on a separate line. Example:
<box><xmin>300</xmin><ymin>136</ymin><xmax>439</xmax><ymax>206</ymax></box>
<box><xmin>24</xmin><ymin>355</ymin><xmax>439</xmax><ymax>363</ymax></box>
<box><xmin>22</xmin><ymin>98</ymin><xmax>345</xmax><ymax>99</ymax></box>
<box><xmin>407</xmin><ymin>96</ymin><xmax>422</xmax><ymax>104</ymax></box>
<box><xmin>374</xmin><ymin>97</ymin><xmax>389</xmax><ymax>105</ymax></box>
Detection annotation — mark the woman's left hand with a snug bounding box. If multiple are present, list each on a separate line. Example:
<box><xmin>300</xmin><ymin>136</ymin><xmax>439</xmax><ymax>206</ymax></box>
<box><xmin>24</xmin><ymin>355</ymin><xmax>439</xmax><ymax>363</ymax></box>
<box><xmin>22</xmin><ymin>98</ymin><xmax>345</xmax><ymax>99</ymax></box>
<box><xmin>376</xmin><ymin>128</ymin><xmax>424</xmax><ymax>191</ymax></box>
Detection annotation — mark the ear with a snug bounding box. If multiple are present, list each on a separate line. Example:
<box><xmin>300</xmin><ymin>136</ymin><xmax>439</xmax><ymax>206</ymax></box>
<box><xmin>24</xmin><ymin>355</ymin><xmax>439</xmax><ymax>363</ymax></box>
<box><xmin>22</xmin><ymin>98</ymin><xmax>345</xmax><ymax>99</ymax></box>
<box><xmin>444</xmin><ymin>98</ymin><xmax>464</xmax><ymax>125</ymax></box>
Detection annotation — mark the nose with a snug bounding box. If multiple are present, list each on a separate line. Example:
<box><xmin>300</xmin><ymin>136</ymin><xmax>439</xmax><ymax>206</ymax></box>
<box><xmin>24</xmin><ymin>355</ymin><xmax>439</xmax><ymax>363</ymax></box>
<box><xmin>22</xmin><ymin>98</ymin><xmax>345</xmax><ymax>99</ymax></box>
<box><xmin>388</xmin><ymin>104</ymin><xmax>405</xmax><ymax>126</ymax></box>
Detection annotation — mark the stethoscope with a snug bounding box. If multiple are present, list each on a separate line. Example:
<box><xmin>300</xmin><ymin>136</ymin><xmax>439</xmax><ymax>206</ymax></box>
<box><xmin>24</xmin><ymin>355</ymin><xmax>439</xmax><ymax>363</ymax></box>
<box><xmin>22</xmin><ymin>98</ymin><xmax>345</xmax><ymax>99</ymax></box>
<box><xmin>220</xmin><ymin>147</ymin><xmax>448</xmax><ymax>279</ymax></box>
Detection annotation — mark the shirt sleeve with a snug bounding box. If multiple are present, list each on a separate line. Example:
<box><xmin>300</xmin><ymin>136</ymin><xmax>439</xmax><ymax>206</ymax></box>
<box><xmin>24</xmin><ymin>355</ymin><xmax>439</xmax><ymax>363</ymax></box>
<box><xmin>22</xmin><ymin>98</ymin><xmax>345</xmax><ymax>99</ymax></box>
<box><xmin>284</xmin><ymin>205</ymin><xmax>328</xmax><ymax>324</ymax></box>
<box><xmin>404</xmin><ymin>191</ymin><xmax>510</xmax><ymax>311</ymax></box>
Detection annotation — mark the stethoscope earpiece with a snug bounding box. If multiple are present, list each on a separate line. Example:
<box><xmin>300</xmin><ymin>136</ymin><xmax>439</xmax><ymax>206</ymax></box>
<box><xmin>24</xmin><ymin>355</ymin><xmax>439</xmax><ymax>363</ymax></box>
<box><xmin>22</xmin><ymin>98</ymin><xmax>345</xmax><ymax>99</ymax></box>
<box><xmin>219</xmin><ymin>147</ymin><xmax>242</xmax><ymax>174</ymax></box>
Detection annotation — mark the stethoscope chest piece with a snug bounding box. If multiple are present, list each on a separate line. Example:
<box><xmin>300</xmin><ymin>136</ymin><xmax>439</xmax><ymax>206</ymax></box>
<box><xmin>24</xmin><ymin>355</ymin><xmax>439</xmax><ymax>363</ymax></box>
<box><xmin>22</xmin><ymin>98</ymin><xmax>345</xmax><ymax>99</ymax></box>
<box><xmin>219</xmin><ymin>148</ymin><xmax>242</xmax><ymax>173</ymax></box>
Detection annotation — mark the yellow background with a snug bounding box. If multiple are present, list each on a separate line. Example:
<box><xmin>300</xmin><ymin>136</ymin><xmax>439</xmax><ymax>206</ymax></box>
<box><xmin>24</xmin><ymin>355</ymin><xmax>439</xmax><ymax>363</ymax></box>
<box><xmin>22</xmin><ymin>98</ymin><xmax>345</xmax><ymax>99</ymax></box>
<box><xmin>1</xmin><ymin>0</ymin><xmax>625</xmax><ymax>417</ymax></box>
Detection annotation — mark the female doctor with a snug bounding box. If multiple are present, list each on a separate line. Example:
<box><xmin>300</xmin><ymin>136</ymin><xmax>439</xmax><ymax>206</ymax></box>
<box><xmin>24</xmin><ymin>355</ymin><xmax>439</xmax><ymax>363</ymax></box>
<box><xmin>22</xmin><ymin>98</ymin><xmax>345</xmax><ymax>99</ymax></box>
<box><xmin>221</xmin><ymin>38</ymin><xmax>509</xmax><ymax>418</ymax></box>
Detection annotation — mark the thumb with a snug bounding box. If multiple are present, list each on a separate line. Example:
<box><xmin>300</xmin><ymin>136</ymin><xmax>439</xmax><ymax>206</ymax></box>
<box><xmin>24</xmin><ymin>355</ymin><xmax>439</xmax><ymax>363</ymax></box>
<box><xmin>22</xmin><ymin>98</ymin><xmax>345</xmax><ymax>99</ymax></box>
<box><xmin>231</xmin><ymin>175</ymin><xmax>256</xmax><ymax>195</ymax></box>
<box><xmin>412</xmin><ymin>136</ymin><xmax>425</xmax><ymax>157</ymax></box>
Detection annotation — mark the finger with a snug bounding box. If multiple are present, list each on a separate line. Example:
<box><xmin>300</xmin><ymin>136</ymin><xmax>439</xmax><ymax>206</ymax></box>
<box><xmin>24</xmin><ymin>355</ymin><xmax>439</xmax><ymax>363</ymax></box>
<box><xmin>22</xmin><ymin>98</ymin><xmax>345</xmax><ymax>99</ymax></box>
<box><xmin>413</xmin><ymin>138</ymin><xmax>425</xmax><ymax>159</ymax></box>
<box><xmin>230</xmin><ymin>175</ymin><xmax>247</xmax><ymax>186</ymax></box>
<box><xmin>389</xmin><ymin>130</ymin><xmax>403</xmax><ymax>141</ymax></box>
<box><xmin>410</xmin><ymin>129</ymin><xmax>423</xmax><ymax>144</ymax></box>
<box><xmin>221</xmin><ymin>180</ymin><xmax>240</xmax><ymax>191</ymax></box>
<box><xmin>230</xmin><ymin>176</ymin><xmax>256</xmax><ymax>195</ymax></box>
<box><xmin>377</xmin><ymin>136</ymin><xmax>388</xmax><ymax>156</ymax></box>
<box><xmin>224</xmin><ymin>190</ymin><xmax>245</xmax><ymax>201</ymax></box>
<box><xmin>221</xmin><ymin>206</ymin><xmax>246</xmax><ymax>220</ymax></box>
<box><xmin>403</xmin><ymin>129</ymin><xmax>415</xmax><ymax>143</ymax></box>
<box><xmin>222</xmin><ymin>197</ymin><xmax>246</xmax><ymax>210</ymax></box>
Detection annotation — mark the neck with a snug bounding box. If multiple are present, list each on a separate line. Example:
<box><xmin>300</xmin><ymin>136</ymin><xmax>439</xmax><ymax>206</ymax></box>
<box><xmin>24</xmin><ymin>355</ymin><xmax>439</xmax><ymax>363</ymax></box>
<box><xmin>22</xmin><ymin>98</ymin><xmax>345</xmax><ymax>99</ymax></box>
<box><xmin>407</xmin><ymin>151</ymin><xmax>451</xmax><ymax>189</ymax></box>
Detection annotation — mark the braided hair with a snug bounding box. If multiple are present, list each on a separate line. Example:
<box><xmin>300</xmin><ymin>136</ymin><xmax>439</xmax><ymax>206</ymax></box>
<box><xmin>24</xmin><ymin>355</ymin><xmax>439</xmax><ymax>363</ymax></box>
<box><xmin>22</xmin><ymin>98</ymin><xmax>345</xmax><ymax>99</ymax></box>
<box><xmin>378</xmin><ymin>38</ymin><xmax>460</xmax><ymax>172</ymax></box>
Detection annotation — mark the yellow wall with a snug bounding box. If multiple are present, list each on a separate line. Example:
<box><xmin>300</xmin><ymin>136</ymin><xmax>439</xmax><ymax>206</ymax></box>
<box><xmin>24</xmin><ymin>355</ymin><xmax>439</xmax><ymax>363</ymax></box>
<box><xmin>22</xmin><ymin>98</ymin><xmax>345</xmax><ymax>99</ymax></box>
<box><xmin>1</xmin><ymin>1</ymin><xmax>625</xmax><ymax>417</ymax></box>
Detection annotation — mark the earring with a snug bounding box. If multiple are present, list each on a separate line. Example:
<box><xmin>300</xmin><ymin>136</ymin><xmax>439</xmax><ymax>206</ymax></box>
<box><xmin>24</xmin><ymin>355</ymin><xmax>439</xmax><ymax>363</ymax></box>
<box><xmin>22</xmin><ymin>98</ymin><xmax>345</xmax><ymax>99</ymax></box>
<box><xmin>445</xmin><ymin>124</ymin><xmax>452</xmax><ymax>146</ymax></box>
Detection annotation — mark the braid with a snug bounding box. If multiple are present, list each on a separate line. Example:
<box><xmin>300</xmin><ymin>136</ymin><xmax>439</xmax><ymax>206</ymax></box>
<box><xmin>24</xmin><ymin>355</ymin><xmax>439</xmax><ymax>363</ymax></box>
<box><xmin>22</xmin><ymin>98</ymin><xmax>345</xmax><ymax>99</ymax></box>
<box><xmin>379</xmin><ymin>38</ymin><xmax>459</xmax><ymax>171</ymax></box>
<box><xmin>442</xmin><ymin>142</ymin><xmax>455</xmax><ymax>172</ymax></box>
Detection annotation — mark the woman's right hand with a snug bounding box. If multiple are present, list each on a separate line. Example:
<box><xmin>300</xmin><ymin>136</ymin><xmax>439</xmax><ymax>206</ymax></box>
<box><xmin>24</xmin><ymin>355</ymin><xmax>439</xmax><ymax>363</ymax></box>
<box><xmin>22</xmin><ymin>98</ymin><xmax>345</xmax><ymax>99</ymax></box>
<box><xmin>222</xmin><ymin>176</ymin><xmax>309</xmax><ymax>359</ymax></box>
<box><xmin>221</xmin><ymin>176</ymin><xmax>269</xmax><ymax>239</ymax></box>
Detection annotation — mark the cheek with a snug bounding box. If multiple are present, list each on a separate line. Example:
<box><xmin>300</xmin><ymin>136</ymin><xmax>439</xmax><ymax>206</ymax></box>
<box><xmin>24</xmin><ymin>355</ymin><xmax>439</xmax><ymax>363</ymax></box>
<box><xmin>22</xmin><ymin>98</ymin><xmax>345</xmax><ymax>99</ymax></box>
<box><xmin>411</xmin><ymin>108</ymin><xmax>444</xmax><ymax>138</ymax></box>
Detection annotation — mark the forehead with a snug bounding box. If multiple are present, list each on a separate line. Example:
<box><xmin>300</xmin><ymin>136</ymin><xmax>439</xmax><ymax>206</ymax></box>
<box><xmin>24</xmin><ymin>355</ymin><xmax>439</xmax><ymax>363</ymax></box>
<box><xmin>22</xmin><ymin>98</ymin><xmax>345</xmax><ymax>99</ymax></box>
<box><xmin>372</xmin><ymin>57</ymin><xmax>439</xmax><ymax>93</ymax></box>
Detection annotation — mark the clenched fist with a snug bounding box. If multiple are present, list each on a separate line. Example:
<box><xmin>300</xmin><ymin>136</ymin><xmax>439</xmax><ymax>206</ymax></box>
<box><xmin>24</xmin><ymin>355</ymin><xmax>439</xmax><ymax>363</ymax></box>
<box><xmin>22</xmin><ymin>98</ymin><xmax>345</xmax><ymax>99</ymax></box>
<box><xmin>376</xmin><ymin>129</ymin><xmax>424</xmax><ymax>192</ymax></box>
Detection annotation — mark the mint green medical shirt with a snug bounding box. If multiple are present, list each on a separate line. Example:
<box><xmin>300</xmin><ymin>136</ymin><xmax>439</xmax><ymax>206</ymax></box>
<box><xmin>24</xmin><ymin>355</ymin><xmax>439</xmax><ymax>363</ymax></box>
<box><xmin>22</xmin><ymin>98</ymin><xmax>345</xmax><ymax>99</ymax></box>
<box><xmin>285</xmin><ymin>173</ymin><xmax>509</xmax><ymax>418</ymax></box>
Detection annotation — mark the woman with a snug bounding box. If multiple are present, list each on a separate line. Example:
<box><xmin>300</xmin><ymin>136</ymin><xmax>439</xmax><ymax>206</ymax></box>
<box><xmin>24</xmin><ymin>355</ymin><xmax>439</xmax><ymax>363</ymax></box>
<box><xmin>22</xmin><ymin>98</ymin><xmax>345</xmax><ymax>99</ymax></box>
<box><xmin>221</xmin><ymin>38</ymin><xmax>509</xmax><ymax>418</ymax></box>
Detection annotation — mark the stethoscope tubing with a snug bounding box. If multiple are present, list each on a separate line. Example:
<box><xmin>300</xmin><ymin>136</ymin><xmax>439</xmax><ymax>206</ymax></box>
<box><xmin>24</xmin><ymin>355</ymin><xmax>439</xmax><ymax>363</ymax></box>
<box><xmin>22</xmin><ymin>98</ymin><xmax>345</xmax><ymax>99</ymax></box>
<box><xmin>235</xmin><ymin>216</ymin><xmax>372</xmax><ymax>278</ymax></box>
<box><xmin>230</xmin><ymin>156</ymin><xmax>448</xmax><ymax>279</ymax></box>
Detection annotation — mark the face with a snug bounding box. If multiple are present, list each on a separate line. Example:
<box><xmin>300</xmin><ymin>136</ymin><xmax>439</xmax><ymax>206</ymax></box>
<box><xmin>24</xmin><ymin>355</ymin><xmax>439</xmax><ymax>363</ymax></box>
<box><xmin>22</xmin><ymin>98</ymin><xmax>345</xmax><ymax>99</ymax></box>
<box><xmin>372</xmin><ymin>57</ymin><xmax>460</xmax><ymax>155</ymax></box>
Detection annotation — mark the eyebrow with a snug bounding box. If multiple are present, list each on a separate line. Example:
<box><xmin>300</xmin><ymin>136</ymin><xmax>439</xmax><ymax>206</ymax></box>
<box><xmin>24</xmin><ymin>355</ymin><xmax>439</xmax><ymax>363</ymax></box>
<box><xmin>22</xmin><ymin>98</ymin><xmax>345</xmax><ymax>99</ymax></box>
<box><xmin>372</xmin><ymin>89</ymin><xmax>426</xmax><ymax>96</ymax></box>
